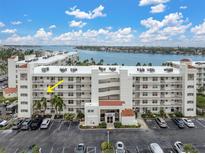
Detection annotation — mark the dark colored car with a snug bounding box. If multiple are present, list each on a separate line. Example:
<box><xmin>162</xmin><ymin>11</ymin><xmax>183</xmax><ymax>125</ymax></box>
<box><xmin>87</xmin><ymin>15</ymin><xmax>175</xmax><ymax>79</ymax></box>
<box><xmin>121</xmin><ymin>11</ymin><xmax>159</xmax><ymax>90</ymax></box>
<box><xmin>12</xmin><ymin>119</ymin><xmax>24</xmax><ymax>130</ymax></box>
<box><xmin>30</xmin><ymin>118</ymin><xmax>43</xmax><ymax>130</ymax></box>
<box><xmin>21</xmin><ymin>119</ymin><xmax>32</xmax><ymax>130</ymax></box>
<box><xmin>172</xmin><ymin>118</ymin><xmax>185</xmax><ymax>128</ymax></box>
<box><xmin>155</xmin><ymin>118</ymin><xmax>167</xmax><ymax>128</ymax></box>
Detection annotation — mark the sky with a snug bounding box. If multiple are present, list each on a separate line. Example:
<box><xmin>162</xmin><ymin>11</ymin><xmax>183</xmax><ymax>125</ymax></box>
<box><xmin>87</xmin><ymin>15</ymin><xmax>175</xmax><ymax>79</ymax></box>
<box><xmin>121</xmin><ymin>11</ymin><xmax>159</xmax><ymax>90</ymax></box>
<box><xmin>0</xmin><ymin>0</ymin><xmax>205</xmax><ymax>47</ymax></box>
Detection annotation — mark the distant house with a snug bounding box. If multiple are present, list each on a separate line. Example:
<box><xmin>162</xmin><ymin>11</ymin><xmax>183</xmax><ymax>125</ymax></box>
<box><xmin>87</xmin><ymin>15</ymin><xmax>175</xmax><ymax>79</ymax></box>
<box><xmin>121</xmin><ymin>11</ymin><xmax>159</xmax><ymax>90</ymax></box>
<box><xmin>3</xmin><ymin>87</ymin><xmax>17</xmax><ymax>98</ymax></box>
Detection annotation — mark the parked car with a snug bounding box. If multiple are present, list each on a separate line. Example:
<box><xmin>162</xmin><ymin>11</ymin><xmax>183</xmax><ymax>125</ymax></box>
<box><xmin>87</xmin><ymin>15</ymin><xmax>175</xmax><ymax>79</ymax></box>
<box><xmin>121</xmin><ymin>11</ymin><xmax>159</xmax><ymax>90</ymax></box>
<box><xmin>30</xmin><ymin>118</ymin><xmax>43</xmax><ymax>130</ymax></box>
<box><xmin>21</xmin><ymin>119</ymin><xmax>32</xmax><ymax>130</ymax></box>
<box><xmin>12</xmin><ymin>119</ymin><xmax>24</xmax><ymax>130</ymax></box>
<box><xmin>172</xmin><ymin>118</ymin><xmax>185</xmax><ymax>128</ymax></box>
<box><xmin>40</xmin><ymin>118</ymin><xmax>51</xmax><ymax>129</ymax></box>
<box><xmin>150</xmin><ymin>143</ymin><xmax>164</xmax><ymax>153</ymax></box>
<box><xmin>115</xmin><ymin>141</ymin><xmax>125</xmax><ymax>153</ymax></box>
<box><xmin>174</xmin><ymin>141</ymin><xmax>184</xmax><ymax>153</ymax></box>
<box><xmin>0</xmin><ymin>119</ymin><xmax>8</xmax><ymax>127</ymax></box>
<box><xmin>74</xmin><ymin>143</ymin><xmax>86</xmax><ymax>153</ymax></box>
<box><xmin>182</xmin><ymin>118</ymin><xmax>195</xmax><ymax>128</ymax></box>
<box><xmin>155</xmin><ymin>118</ymin><xmax>167</xmax><ymax>128</ymax></box>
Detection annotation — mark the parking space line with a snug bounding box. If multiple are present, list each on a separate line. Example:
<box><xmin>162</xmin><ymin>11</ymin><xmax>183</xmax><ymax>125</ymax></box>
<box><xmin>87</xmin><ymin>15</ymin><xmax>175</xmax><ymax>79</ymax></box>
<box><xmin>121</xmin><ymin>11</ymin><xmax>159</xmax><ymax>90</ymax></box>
<box><xmin>195</xmin><ymin>120</ymin><xmax>205</xmax><ymax>128</ymax></box>
<box><xmin>136</xmin><ymin>146</ymin><xmax>139</xmax><ymax>153</ymax></box>
<box><xmin>14</xmin><ymin>148</ymin><xmax>19</xmax><ymax>153</ymax></box>
<box><xmin>147</xmin><ymin>145</ymin><xmax>152</xmax><ymax>152</ymax></box>
<box><xmin>68</xmin><ymin>122</ymin><xmax>71</xmax><ymax>131</ymax></box>
<box><xmin>62</xmin><ymin>146</ymin><xmax>65</xmax><ymax>153</ymax></box>
<box><xmin>50</xmin><ymin>146</ymin><xmax>53</xmax><ymax>153</ymax></box>
<box><xmin>49</xmin><ymin>121</ymin><xmax>54</xmax><ymax>130</ymax></box>
<box><xmin>58</xmin><ymin>121</ymin><xmax>63</xmax><ymax>131</ymax></box>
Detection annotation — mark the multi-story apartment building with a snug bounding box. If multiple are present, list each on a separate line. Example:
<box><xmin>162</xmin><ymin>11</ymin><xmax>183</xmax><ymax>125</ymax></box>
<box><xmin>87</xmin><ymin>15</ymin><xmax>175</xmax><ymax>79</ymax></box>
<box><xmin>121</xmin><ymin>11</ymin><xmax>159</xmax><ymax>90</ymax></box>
<box><xmin>8</xmin><ymin>52</ymin><xmax>78</xmax><ymax>88</ymax></box>
<box><xmin>17</xmin><ymin>59</ymin><xmax>197</xmax><ymax>126</ymax></box>
<box><xmin>166</xmin><ymin>59</ymin><xmax>205</xmax><ymax>91</ymax></box>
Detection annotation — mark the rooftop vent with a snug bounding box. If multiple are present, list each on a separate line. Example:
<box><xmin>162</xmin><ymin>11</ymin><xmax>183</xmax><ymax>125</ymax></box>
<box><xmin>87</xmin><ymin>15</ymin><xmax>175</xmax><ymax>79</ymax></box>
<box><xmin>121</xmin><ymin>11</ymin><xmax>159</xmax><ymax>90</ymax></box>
<box><xmin>60</xmin><ymin>68</ymin><xmax>67</xmax><ymax>73</ymax></box>
<box><xmin>109</xmin><ymin>67</ymin><xmax>116</xmax><ymax>72</ymax></box>
<box><xmin>147</xmin><ymin>68</ymin><xmax>155</xmax><ymax>73</ymax></box>
<box><xmin>41</xmin><ymin>67</ymin><xmax>49</xmax><ymax>73</ymax></box>
<box><xmin>99</xmin><ymin>67</ymin><xmax>106</xmax><ymax>72</ymax></box>
<box><xmin>25</xmin><ymin>59</ymin><xmax>32</xmax><ymax>63</ymax></box>
<box><xmin>70</xmin><ymin>68</ymin><xmax>77</xmax><ymax>73</ymax></box>
<box><xmin>137</xmin><ymin>68</ymin><xmax>145</xmax><ymax>72</ymax></box>
<box><xmin>164</xmin><ymin>68</ymin><xmax>173</xmax><ymax>72</ymax></box>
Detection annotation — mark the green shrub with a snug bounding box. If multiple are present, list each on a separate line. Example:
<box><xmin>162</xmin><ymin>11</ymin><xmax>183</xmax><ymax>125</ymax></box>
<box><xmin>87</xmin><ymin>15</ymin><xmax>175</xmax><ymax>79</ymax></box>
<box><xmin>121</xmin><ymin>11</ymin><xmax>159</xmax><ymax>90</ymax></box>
<box><xmin>101</xmin><ymin>142</ymin><xmax>113</xmax><ymax>153</ymax></box>
<box><xmin>114</xmin><ymin>122</ymin><xmax>122</xmax><ymax>128</ymax></box>
<box><xmin>76</xmin><ymin>111</ymin><xmax>84</xmax><ymax>120</ymax></box>
<box><xmin>174</xmin><ymin>111</ymin><xmax>183</xmax><ymax>117</ymax></box>
<box><xmin>99</xmin><ymin>122</ymin><xmax>106</xmax><ymax>128</ymax></box>
<box><xmin>184</xmin><ymin>144</ymin><xmax>198</xmax><ymax>153</ymax></box>
<box><xmin>64</xmin><ymin>113</ymin><xmax>76</xmax><ymax>121</ymax></box>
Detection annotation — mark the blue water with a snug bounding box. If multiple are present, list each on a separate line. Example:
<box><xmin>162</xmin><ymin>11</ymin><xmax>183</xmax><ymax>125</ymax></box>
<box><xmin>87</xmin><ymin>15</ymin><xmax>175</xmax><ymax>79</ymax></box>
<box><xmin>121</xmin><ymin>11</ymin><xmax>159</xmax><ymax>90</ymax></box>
<box><xmin>18</xmin><ymin>45</ymin><xmax>205</xmax><ymax>66</ymax></box>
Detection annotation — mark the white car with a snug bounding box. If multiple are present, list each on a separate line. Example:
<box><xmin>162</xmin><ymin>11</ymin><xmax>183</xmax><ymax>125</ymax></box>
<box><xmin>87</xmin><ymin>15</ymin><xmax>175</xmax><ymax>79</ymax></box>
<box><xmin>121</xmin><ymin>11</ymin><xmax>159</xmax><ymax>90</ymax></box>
<box><xmin>182</xmin><ymin>118</ymin><xmax>195</xmax><ymax>128</ymax></box>
<box><xmin>150</xmin><ymin>143</ymin><xmax>164</xmax><ymax>153</ymax></box>
<box><xmin>174</xmin><ymin>141</ymin><xmax>184</xmax><ymax>153</ymax></box>
<box><xmin>40</xmin><ymin>118</ymin><xmax>51</xmax><ymax>129</ymax></box>
<box><xmin>0</xmin><ymin>119</ymin><xmax>8</xmax><ymax>127</ymax></box>
<box><xmin>115</xmin><ymin>141</ymin><xmax>125</xmax><ymax>153</ymax></box>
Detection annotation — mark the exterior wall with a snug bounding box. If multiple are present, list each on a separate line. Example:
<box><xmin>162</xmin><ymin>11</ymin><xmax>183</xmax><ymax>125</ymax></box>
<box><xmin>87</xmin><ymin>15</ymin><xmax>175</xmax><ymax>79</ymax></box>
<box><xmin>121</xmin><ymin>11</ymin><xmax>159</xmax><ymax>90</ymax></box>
<box><xmin>8</xmin><ymin>56</ymin><xmax>18</xmax><ymax>88</ymax></box>
<box><xmin>85</xmin><ymin>103</ymin><xmax>99</xmax><ymax>126</ymax></box>
<box><xmin>3</xmin><ymin>92</ymin><xmax>17</xmax><ymax>98</ymax></box>
<box><xmin>121</xmin><ymin>116</ymin><xmax>135</xmax><ymax>125</ymax></box>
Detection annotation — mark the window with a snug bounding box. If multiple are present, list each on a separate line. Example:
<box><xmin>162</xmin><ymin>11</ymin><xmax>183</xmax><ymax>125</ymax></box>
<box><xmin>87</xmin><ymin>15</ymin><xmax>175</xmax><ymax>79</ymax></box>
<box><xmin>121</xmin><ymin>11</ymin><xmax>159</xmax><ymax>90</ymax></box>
<box><xmin>58</xmin><ymin>85</ymin><xmax>63</xmax><ymax>89</ymax></box>
<box><xmin>187</xmin><ymin>85</ymin><xmax>194</xmax><ymax>88</ymax></box>
<box><xmin>21</xmin><ymin>109</ymin><xmax>28</xmax><ymax>112</ymax></box>
<box><xmin>58</xmin><ymin>77</ymin><xmax>63</xmax><ymax>81</ymax></box>
<box><xmin>187</xmin><ymin>101</ymin><xmax>194</xmax><ymax>104</ymax></box>
<box><xmin>187</xmin><ymin>93</ymin><xmax>194</xmax><ymax>96</ymax></box>
<box><xmin>68</xmin><ymin>85</ymin><xmax>74</xmax><ymax>89</ymax></box>
<box><xmin>21</xmin><ymin>101</ymin><xmax>28</xmax><ymax>105</ymax></box>
<box><xmin>20</xmin><ymin>85</ymin><xmax>27</xmax><ymax>89</ymax></box>
<box><xmin>152</xmin><ymin>100</ymin><xmax>158</xmax><ymax>104</ymax></box>
<box><xmin>88</xmin><ymin>109</ymin><xmax>94</xmax><ymax>113</ymax></box>
<box><xmin>152</xmin><ymin>107</ymin><xmax>158</xmax><ymax>111</ymax></box>
<box><xmin>58</xmin><ymin>92</ymin><xmax>63</xmax><ymax>96</ymax></box>
<box><xmin>187</xmin><ymin>108</ymin><xmax>194</xmax><ymax>111</ymax></box>
<box><xmin>20</xmin><ymin>93</ymin><xmax>27</xmax><ymax>97</ymax></box>
<box><xmin>153</xmin><ymin>92</ymin><xmax>158</xmax><ymax>96</ymax></box>
<box><xmin>68</xmin><ymin>77</ymin><xmax>73</xmax><ymax>81</ymax></box>
<box><xmin>68</xmin><ymin>100</ymin><xmax>74</xmax><ymax>104</ymax></box>
<box><xmin>143</xmin><ymin>85</ymin><xmax>148</xmax><ymax>89</ymax></box>
<box><xmin>153</xmin><ymin>85</ymin><xmax>158</xmax><ymax>89</ymax></box>
<box><xmin>142</xmin><ymin>100</ymin><xmax>148</xmax><ymax>104</ymax></box>
<box><xmin>68</xmin><ymin>108</ymin><xmax>74</xmax><ymax>112</ymax></box>
<box><xmin>143</xmin><ymin>77</ymin><xmax>148</xmax><ymax>81</ymax></box>
<box><xmin>143</xmin><ymin>92</ymin><xmax>148</xmax><ymax>96</ymax></box>
<box><xmin>68</xmin><ymin>92</ymin><xmax>73</xmax><ymax>96</ymax></box>
<box><xmin>20</xmin><ymin>73</ymin><xmax>27</xmax><ymax>80</ymax></box>
<box><xmin>188</xmin><ymin>74</ymin><xmax>194</xmax><ymax>80</ymax></box>
<box><xmin>153</xmin><ymin>77</ymin><xmax>158</xmax><ymax>81</ymax></box>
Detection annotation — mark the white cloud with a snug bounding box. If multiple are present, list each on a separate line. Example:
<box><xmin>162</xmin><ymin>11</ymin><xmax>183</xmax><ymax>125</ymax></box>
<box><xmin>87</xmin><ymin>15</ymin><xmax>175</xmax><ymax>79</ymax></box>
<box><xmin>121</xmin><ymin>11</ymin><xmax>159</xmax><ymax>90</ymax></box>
<box><xmin>139</xmin><ymin>0</ymin><xmax>170</xmax><ymax>6</ymax></box>
<box><xmin>140</xmin><ymin>12</ymin><xmax>192</xmax><ymax>42</ymax></box>
<box><xmin>11</xmin><ymin>21</ymin><xmax>22</xmax><ymax>25</ymax></box>
<box><xmin>34</xmin><ymin>28</ymin><xmax>52</xmax><ymax>40</ymax></box>
<box><xmin>150</xmin><ymin>4</ymin><xmax>166</xmax><ymax>13</ymax></box>
<box><xmin>1</xmin><ymin>29</ymin><xmax>17</xmax><ymax>34</ymax></box>
<box><xmin>3</xmin><ymin>34</ymin><xmax>34</xmax><ymax>45</ymax></box>
<box><xmin>0</xmin><ymin>22</ymin><xmax>5</xmax><ymax>28</ymax></box>
<box><xmin>191</xmin><ymin>20</ymin><xmax>205</xmax><ymax>40</ymax></box>
<box><xmin>27</xmin><ymin>19</ymin><xmax>32</xmax><ymax>22</ymax></box>
<box><xmin>180</xmin><ymin>6</ymin><xmax>187</xmax><ymax>10</ymax></box>
<box><xmin>49</xmin><ymin>25</ymin><xmax>56</xmax><ymax>29</ymax></box>
<box><xmin>65</xmin><ymin>5</ymin><xmax>106</xmax><ymax>19</ymax></box>
<box><xmin>69</xmin><ymin>20</ymin><xmax>87</xmax><ymax>28</ymax></box>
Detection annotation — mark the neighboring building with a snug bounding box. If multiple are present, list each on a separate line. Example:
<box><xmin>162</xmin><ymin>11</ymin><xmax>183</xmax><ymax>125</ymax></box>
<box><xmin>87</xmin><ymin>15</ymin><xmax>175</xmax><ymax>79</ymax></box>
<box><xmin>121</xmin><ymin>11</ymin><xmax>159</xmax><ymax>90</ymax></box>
<box><xmin>3</xmin><ymin>87</ymin><xmax>17</xmax><ymax>98</ymax></box>
<box><xmin>0</xmin><ymin>75</ymin><xmax>8</xmax><ymax>96</ymax></box>
<box><xmin>17</xmin><ymin>59</ymin><xmax>197</xmax><ymax>126</ymax></box>
<box><xmin>166</xmin><ymin>59</ymin><xmax>205</xmax><ymax>91</ymax></box>
<box><xmin>7</xmin><ymin>52</ymin><xmax>78</xmax><ymax>88</ymax></box>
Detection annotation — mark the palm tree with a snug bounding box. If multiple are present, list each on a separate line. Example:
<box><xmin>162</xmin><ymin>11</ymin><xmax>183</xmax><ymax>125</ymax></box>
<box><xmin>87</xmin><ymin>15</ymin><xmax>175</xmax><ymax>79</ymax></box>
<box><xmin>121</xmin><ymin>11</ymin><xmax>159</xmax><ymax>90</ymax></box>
<box><xmin>33</xmin><ymin>100</ymin><xmax>42</xmax><ymax>114</ymax></box>
<box><xmin>50</xmin><ymin>95</ymin><xmax>65</xmax><ymax>114</ymax></box>
<box><xmin>41</xmin><ymin>97</ymin><xmax>47</xmax><ymax>115</ymax></box>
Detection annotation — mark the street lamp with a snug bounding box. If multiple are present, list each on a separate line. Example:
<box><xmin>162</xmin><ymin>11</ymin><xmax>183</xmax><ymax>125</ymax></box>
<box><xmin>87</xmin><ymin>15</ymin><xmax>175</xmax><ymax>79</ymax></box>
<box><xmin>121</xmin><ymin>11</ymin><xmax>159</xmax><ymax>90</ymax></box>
<box><xmin>107</xmin><ymin>131</ymin><xmax>110</xmax><ymax>143</ymax></box>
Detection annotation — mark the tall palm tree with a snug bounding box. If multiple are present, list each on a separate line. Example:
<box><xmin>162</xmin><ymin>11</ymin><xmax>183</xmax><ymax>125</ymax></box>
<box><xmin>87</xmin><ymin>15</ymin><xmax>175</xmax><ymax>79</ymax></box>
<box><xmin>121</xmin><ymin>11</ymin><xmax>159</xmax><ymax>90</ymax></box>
<box><xmin>50</xmin><ymin>95</ymin><xmax>65</xmax><ymax>114</ymax></box>
<box><xmin>33</xmin><ymin>100</ymin><xmax>42</xmax><ymax>114</ymax></box>
<box><xmin>41</xmin><ymin>97</ymin><xmax>47</xmax><ymax>115</ymax></box>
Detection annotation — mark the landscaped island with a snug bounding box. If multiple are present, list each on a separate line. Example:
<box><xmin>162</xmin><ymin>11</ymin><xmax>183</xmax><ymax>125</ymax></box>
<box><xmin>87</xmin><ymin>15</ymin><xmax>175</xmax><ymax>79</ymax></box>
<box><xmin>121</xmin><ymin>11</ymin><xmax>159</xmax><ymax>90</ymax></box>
<box><xmin>75</xmin><ymin>45</ymin><xmax>205</xmax><ymax>56</ymax></box>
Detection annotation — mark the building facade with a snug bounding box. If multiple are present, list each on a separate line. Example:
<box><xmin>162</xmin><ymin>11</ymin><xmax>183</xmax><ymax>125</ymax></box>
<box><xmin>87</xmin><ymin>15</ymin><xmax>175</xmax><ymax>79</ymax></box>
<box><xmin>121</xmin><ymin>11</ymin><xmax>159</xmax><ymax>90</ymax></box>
<box><xmin>17</xmin><ymin>59</ymin><xmax>197</xmax><ymax>126</ymax></box>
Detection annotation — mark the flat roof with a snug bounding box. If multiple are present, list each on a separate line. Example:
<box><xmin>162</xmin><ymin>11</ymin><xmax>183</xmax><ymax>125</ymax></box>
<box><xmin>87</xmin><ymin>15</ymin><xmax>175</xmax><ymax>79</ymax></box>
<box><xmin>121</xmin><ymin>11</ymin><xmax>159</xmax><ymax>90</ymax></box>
<box><xmin>33</xmin><ymin>65</ymin><xmax>180</xmax><ymax>75</ymax></box>
<box><xmin>16</xmin><ymin>52</ymin><xmax>77</xmax><ymax>65</ymax></box>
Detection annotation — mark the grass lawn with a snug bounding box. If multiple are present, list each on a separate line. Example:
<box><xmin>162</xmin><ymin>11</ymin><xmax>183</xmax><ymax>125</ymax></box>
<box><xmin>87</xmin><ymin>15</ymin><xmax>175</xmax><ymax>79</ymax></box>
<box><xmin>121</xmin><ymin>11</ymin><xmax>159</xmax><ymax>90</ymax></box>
<box><xmin>197</xmin><ymin>94</ymin><xmax>205</xmax><ymax>109</ymax></box>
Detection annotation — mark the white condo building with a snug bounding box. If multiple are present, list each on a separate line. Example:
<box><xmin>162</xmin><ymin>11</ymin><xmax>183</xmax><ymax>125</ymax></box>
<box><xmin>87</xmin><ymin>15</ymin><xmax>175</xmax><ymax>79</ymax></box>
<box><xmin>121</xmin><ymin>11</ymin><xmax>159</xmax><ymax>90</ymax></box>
<box><xmin>7</xmin><ymin>52</ymin><xmax>78</xmax><ymax>88</ymax></box>
<box><xmin>16</xmin><ymin>58</ymin><xmax>197</xmax><ymax>126</ymax></box>
<box><xmin>166</xmin><ymin>59</ymin><xmax>205</xmax><ymax>91</ymax></box>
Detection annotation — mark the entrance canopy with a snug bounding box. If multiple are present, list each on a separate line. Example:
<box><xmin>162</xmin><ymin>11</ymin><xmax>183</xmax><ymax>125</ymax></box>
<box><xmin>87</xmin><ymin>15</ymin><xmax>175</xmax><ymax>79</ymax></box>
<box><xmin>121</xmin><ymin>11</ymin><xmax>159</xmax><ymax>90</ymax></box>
<box><xmin>99</xmin><ymin>100</ymin><xmax>124</xmax><ymax>106</ymax></box>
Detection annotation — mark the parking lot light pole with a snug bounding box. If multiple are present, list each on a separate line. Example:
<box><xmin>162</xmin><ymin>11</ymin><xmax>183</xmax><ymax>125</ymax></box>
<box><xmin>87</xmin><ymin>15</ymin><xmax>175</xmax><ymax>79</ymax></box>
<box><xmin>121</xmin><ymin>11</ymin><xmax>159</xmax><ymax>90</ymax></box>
<box><xmin>107</xmin><ymin>131</ymin><xmax>110</xmax><ymax>143</ymax></box>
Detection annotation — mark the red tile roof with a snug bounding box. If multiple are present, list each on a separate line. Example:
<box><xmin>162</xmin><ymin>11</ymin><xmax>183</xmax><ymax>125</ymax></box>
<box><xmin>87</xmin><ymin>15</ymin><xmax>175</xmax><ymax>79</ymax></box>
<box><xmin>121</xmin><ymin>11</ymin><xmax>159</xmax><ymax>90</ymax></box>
<box><xmin>4</xmin><ymin>88</ymin><xmax>17</xmax><ymax>94</ymax></box>
<box><xmin>121</xmin><ymin>109</ymin><xmax>135</xmax><ymax>117</ymax></box>
<box><xmin>180</xmin><ymin>58</ymin><xmax>192</xmax><ymax>62</ymax></box>
<box><xmin>19</xmin><ymin>64</ymin><xmax>27</xmax><ymax>68</ymax></box>
<box><xmin>99</xmin><ymin>100</ymin><xmax>124</xmax><ymax>106</ymax></box>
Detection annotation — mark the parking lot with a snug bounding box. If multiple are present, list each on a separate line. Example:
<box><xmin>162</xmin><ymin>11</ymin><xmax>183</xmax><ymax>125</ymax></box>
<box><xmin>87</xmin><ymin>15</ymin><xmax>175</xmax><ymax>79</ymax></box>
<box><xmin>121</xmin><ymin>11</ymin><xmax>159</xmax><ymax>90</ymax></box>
<box><xmin>145</xmin><ymin>118</ymin><xmax>205</xmax><ymax>130</ymax></box>
<box><xmin>0</xmin><ymin>119</ymin><xmax>205</xmax><ymax>153</ymax></box>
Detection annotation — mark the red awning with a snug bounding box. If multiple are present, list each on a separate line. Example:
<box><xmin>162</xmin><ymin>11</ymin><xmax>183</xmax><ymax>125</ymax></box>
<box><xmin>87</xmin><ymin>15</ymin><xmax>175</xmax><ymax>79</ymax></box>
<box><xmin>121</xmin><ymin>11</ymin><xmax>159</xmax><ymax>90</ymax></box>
<box><xmin>99</xmin><ymin>100</ymin><xmax>124</xmax><ymax>106</ymax></box>
<box><xmin>121</xmin><ymin>109</ymin><xmax>135</xmax><ymax>117</ymax></box>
